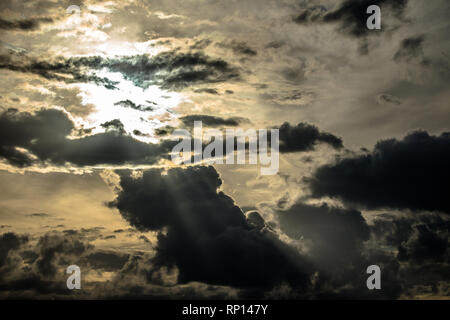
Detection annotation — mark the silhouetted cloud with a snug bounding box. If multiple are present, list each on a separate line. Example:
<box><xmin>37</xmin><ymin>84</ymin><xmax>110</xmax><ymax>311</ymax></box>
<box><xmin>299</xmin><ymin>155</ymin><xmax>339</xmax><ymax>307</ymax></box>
<box><xmin>109</xmin><ymin>166</ymin><xmax>313</xmax><ymax>294</ymax></box>
<box><xmin>0</xmin><ymin>50</ymin><xmax>240</xmax><ymax>90</ymax></box>
<box><xmin>309</xmin><ymin>130</ymin><xmax>450</xmax><ymax>213</ymax></box>
<box><xmin>0</xmin><ymin>55</ymin><xmax>119</xmax><ymax>89</ymax></box>
<box><xmin>278</xmin><ymin>122</ymin><xmax>343</xmax><ymax>152</ymax></box>
<box><xmin>0</xmin><ymin>232</ymin><xmax>28</xmax><ymax>268</ymax></box>
<box><xmin>100</xmin><ymin>51</ymin><xmax>240</xmax><ymax>89</ymax></box>
<box><xmin>114</xmin><ymin>100</ymin><xmax>154</xmax><ymax>112</ymax></box>
<box><xmin>294</xmin><ymin>0</ymin><xmax>408</xmax><ymax>38</ymax></box>
<box><xmin>180</xmin><ymin>114</ymin><xmax>248</xmax><ymax>128</ymax></box>
<box><xmin>0</xmin><ymin>108</ymin><xmax>175</xmax><ymax>168</ymax></box>
<box><xmin>371</xmin><ymin>213</ymin><xmax>449</xmax><ymax>264</ymax></box>
<box><xmin>101</xmin><ymin>119</ymin><xmax>126</xmax><ymax>135</ymax></box>
<box><xmin>35</xmin><ymin>232</ymin><xmax>91</xmax><ymax>277</ymax></box>
<box><xmin>276</xmin><ymin>202</ymin><xmax>404</xmax><ymax>298</ymax></box>
<box><xmin>278</xmin><ymin>203</ymin><xmax>370</xmax><ymax>269</ymax></box>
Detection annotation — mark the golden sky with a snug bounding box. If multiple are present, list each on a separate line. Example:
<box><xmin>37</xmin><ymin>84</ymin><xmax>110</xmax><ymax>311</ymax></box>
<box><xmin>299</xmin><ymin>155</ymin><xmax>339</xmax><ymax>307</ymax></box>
<box><xmin>0</xmin><ymin>0</ymin><xmax>449</xmax><ymax>299</ymax></box>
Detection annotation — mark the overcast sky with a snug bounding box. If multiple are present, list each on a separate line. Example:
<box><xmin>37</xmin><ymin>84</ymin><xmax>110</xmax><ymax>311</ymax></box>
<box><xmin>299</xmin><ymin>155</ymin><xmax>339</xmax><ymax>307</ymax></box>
<box><xmin>0</xmin><ymin>0</ymin><xmax>449</xmax><ymax>299</ymax></box>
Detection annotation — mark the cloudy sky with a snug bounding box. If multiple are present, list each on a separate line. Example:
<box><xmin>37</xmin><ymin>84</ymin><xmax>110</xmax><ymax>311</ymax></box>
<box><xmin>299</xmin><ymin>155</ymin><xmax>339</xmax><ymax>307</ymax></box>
<box><xmin>0</xmin><ymin>0</ymin><xmax>449</xmax><ymax>299</ymax></box>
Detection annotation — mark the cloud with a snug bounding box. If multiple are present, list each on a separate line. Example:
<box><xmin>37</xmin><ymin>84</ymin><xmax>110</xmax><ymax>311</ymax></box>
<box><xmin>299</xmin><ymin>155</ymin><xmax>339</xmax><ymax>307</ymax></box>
<box><xmin>394</xmin><ymin>35</ymin><xmax>427</xmax><ymax>63</ymax></box>
<box><xmin>0</xmin><ymin>17</ymin><xmax>53</xmax><ymax>30</ymax></box>
<box><xmin>167</xmin><ymin>120</ymin><xmax>342</xmax><ymax>162</ymax></box>
<box><xmin>101</xmin><ymin>119</ymin><xmax>126</xmax><ymax>135</ymax></box>
<box><xmin>377</xmin><ymin>93</ymin><xmax>401</xmax><ymax>105</ymax></box>
<box><xmin>278</xmin><ymin>203</ymin><xmax>370</xmax><ymax>270</ymax></box>
<box><xmin>369</xmin><ymin>213</ymin><xmax>450</xmax><ymax>297</ymax></box>
<box><xmin>0</xmin><ymin>50</ymin><xmax>240</xmax><ymax>90</ymax></box>
<box><xmin>155</xmin><ymin>126</ymin><xmax>175</xmax><ymax>136</ymax></box>
<box><xmin>104</xmin><ymin>51</ymin><xmax>240</xmax><ymax>90</ymax></box>
<box><xmin>0</xmin><ymin>231</ymin><xmax>86</xmax><ymax>297</ymax></box>
<box><xmin>278</xmin><ymin>122</ymin><xmax>343</xmax><ymax>152</ymax></box>
<box><xmin>276</xmin><ymin>201</ymin><xmax>450</xmax><ymax>298</ymax></box>
<box><xmin>109</xmin><ymin>166</ymin><xmax>313</xmax><ymax>294</ymax></box>
<box><xmin>114</xmin><ymin>100</ymin><xmax>154</xmax><ymax>112</ymax></box>
<box><xmin>0</xmin><ymin>108</ymin><xmax>175</xmax><ymax>168</ymax></box>
<box><xmin>294</xmin><ymin>0</ymin><xmax>408</xmax><ymax>38</ymax></box>
<box><xmin>216</xmin><ymin>40</ymin><xmax>257</xmax><ymax>56</ymax></box>
<box><xmin>0</xmin><ymin>230</ymin><xmax>130</xmax><ymax>298</ymax></box>
<box><xmin>35</xmin><ymin>232</ymin><xmax>91</xmax><ymax>277</ymax></box>
<box><xmin>371</xmin><ymin>213</ymin><xmax>449</xmax><ymax>264</ymax></box>
<box><xmin>0</xmin><ymin>232</ymin><xmax>28</xmax><ymax>268</ymax></box>
<box><xmin>190</xmin><ymin>39</ymin><xmax>212</xmax><ymax>50</ymax></box>
<box><xmin>0</xmin><ymin>55</ymin><xmax>119</xmax><ymax>89</ymax></box>
<box><xmin>179</xmin><ymin>114</ymin><xmax>249</xmax><ymax>128</ymax></box>
<box><xmin>83</xmin><ymin>251</ymin><xmax>130</xmax><ymax>271</ymax></box>
<box><xmin>193</xmin><ymin>88</ymin><xmax>219</xmax><ymax>95</ymax></box>
<box><xmin>26</xmin><ymin>213</ymin><xmax>50</xmax><ymax>218</ymax></box>
<box><xmin>274</xmin><ymin>201</ymin><xmax>405</xmax><ymax>299</ymax></box>
<box><xmin>309</xmin><ymin>130</ymin><xmax>450</xmax><ymax>213</ymax></box>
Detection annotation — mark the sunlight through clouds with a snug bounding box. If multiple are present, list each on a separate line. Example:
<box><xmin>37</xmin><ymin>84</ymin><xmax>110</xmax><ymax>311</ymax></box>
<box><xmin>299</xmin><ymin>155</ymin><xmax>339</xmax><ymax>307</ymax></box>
<box><xmin>74</xmin><ymin>70</ymin><xmax>185</xmax><ymax>142</ymax></box>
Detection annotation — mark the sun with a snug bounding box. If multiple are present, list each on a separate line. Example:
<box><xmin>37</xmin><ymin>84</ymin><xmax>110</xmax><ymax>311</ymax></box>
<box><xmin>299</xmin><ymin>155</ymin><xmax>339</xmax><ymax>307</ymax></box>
<box><xmin>72</xmin><ymin>70</ymin><xmax>185</xmax><ymax>143</ymax></box>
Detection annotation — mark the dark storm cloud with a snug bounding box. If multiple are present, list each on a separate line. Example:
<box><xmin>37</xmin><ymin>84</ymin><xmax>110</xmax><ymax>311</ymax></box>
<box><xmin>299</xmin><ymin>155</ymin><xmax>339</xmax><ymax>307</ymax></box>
<box><xmin>0</xmin><ymin>231</ymin><xmax>86</xmax><ymax>296</ymax></box>
<box><xmin>277</xmin><ymin>122</ymin><xmax>343</xmax><ymax>152</ymax></box>
<box><xmin>216</xmin><ymin>40</ymin><xmax>257</xmax><ymax>56</ymax></box>
<box><xmin>0</xmin><ymin>108</ymin><xmax>175</xmax><ymax>168</ymax></box>
<box><xmin>0</xmin><ymin>50</ymin><xmax>240</xmax><ymax>90</ymax></box>
<box><xmin>0</xmin><ymin>17</ymin><xmax>53</xmax><ymax>30</ymax></box>
<box><xmin>35</xmin><ymin>232</ymin><xmax>91</xmax><ymax>277</ymax></box>
<box><xmin>294</xmin><ymin>0</ymin><xmax>408</xmax><ymax>37</ymax></box>
<box><xmin>393</xmin><ymin>35</ymin><xmax>427</xmax><ymax>63</ymax></box>
<box><xmin>110</xmin><ymin>166</ymin><xmax>313</xmax><ymax>293</ymax></box>
<box><xmin>0</xmin><ymin>230</ymin><xmax>136</xmax><ymax>298</ymax></box>
<box><xmin>278</xmin><ymin>203</ymin><xmax>370</xmax><ymax>269</ymax></box>
<box><xmin>0</xmin><ymin>232</ymin><xmax>28</xmax><ymax>268</ymax></box>
<box><xmin>53</xmin><ymin>132</ymin><xmax>173</xmax><ymax>166</ymax></box>
<box><xmin>275</xmin><ymin>202</ymin><xmax>404</xmax><ymax>299</ymax></box>
<box><xmin>0</xmin><ymin>232</ymin><xmax>66</xmax><ymax>296</ymax></box>
<box><xmin>309</xmin><ymin>130</ymin><xmax>450</xmax><ymax>213</ymax></box>
<box><xmin>245</xmin><ymin>211</ymin><xmax>266</xmax><ymax>231</ymax></box>
<box><xmin>0</xmin><ymin>108</ymin><xmax>72</xmax><ymax>167</ymax></box>
<box><xmin>168</xmin><ymin>120</ymin><xmax>342</xmax><ymax>159</ymax></box>
<box><xmin>179</xmin><ymin>114</ymin><xmax>249</xmax><ymax>128</ymax></box>
<box><xmin>368</xmin><ymin>213</ymin><xmax>450</xmax><ymax>296</ymax></box>
<box><xmin>371</xmin><ymin>214</ymin><xmax>449</xmax><ymax>264</ymax></box>
<box><xmin>276</xmin><ymin>202</ymin><xmax>450</xmax><ymax>298</ymax></box>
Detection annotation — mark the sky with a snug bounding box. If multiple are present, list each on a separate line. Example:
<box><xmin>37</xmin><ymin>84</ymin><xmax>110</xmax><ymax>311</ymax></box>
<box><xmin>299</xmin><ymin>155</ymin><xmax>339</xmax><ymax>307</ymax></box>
<box><xmin>0</xmin><ymin>0</ymin><xmax>449</xmax><ymax>299</ymax></box>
